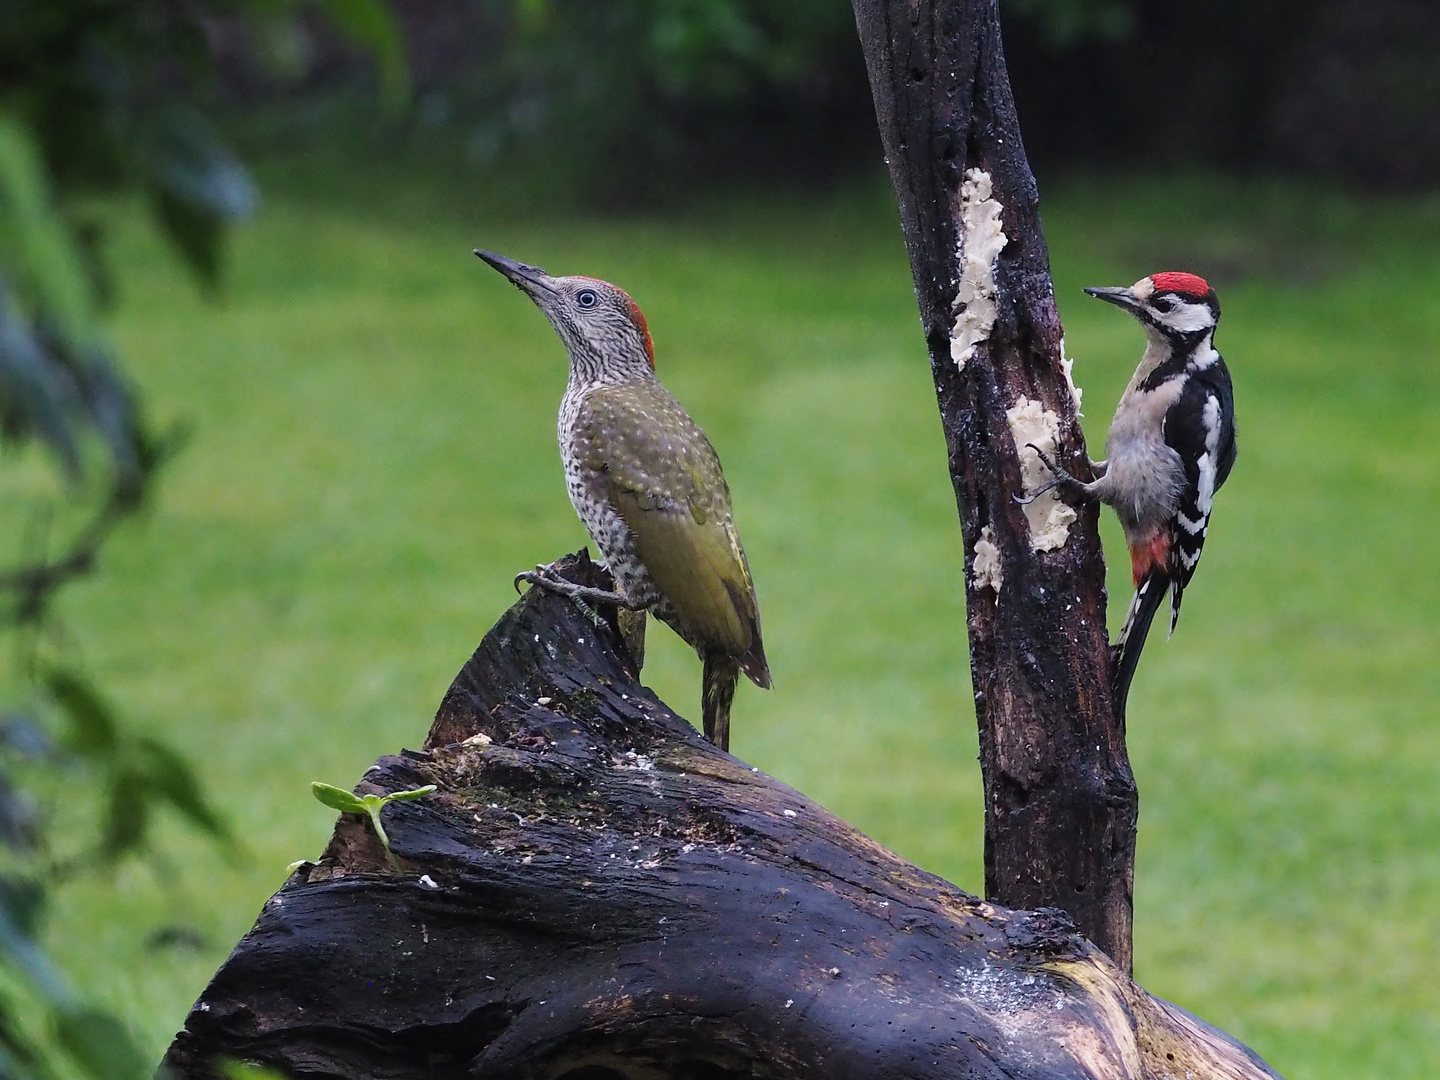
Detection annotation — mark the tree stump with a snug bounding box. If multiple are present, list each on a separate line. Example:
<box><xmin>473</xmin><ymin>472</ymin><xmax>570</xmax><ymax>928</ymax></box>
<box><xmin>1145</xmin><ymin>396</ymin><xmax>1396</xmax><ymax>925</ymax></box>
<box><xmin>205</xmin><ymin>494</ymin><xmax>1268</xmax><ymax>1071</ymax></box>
<box><xmin>162</xmin><ymin>554</ymin><xmax>1280</xmax><ymax>1080</ymax></box>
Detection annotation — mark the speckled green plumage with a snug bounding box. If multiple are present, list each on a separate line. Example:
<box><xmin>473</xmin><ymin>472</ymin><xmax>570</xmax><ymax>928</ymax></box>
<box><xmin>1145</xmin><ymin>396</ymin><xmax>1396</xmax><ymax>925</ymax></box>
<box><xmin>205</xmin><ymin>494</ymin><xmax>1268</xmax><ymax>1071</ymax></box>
<box><xmin>571</xmin><ymin>382</ymin><xmax>767</xmax><ymax>681</ymax></box>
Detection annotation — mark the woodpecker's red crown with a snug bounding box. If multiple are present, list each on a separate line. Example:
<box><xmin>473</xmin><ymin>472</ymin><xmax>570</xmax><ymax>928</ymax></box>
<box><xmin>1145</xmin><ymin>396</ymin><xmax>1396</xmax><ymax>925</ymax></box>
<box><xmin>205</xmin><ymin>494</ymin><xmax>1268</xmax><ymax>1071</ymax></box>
<box><xmin>1148</xmin><ymin>271</ymin><xmax>1211</xmax><ymax>299</ymax></box>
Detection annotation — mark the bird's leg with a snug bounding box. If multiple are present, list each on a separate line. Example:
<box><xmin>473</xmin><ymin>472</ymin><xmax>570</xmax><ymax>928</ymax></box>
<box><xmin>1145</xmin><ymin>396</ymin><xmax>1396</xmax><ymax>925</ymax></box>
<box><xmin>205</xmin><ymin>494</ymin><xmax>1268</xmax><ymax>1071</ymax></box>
<box><xmin>514</xmin><ymin>564</ymin><xmax>645</xmax><ymax>610</ymax></box>
<box><xmin>1014</xmin><ymin>443</ymin><xmax>1095</xmax><ymax>505</ymax></box>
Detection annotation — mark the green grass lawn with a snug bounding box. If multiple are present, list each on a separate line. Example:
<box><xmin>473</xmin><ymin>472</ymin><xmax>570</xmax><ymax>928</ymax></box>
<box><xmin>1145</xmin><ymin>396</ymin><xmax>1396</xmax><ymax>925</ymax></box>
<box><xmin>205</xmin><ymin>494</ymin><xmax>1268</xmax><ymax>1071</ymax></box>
<box><xmin>25</xmin><ymin>165</ymin><xmax>1440</xmax><ymax>1077</ymax></box>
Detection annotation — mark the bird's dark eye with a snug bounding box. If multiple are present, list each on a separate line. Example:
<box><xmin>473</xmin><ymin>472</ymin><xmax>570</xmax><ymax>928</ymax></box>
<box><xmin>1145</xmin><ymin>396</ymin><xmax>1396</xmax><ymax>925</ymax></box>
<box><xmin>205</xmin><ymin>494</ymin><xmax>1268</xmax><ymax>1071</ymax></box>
<box><xmin>576</xmin><ymin>289</ymin><xmax>599</xmax><ymax>309</ymax></box>
<box><xmin>1154</xmin><ymin>296</ymin><xmax>1176</xmax><ymax>313</ymax></box>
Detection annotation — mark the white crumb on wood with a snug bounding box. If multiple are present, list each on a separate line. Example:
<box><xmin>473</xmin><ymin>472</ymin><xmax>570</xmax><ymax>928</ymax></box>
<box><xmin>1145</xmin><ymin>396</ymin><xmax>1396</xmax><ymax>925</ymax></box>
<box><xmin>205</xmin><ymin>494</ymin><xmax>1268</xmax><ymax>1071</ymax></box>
<box><xmin>1007</xmin><ymin>396</ymin><xmax>1077</xmax><ymax>551</ymax></box>
<box><xmin>1058</xmin><ymin>336</ymin><xmax>1083</xmax><ymax>416</ymax></box>
<box><xmin>972</xmin><ymin>525</ymin><xmax>1003</xmax><ymax>594</ymax></box>
<box><xmin>950</xmin><ymin>169</ymin><xmax>1008</xmax><ymax>371</ymax></box>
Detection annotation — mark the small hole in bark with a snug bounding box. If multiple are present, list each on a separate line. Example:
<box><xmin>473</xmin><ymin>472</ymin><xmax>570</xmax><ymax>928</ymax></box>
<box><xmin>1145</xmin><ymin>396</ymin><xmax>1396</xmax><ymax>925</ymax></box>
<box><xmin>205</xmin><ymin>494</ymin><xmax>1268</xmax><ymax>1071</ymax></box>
<box><xmin>1074</xmin><ymin>882</ymin><xmax>1086</xmax><ymax>893</ymax></box>
<box><xmin>910</xmin><ymin>67</ymin><xmax>925</xmax><ymax>82</ymax></box>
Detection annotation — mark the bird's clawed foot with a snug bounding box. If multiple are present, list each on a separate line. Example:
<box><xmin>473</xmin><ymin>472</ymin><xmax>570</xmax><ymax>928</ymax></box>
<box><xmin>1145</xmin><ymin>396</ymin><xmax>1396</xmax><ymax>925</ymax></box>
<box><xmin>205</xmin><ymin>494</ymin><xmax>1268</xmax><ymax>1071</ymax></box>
<box><xmin>514</xmin><ymin>564</ymin><xmax>643</xmax><ymax>613</ymax></box>
<box><xmin>1013</xmin><ymin>443</ymin><xmax>1081</xmax><ymax>505</ymax></box>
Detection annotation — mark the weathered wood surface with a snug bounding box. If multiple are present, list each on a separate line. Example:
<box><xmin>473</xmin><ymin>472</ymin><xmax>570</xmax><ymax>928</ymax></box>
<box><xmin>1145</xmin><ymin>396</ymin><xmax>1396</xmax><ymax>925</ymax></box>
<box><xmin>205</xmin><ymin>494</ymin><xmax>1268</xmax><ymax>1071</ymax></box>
<box><xmin>163</xmin><ymin>555</ymin><xmax>1279</xmax><ymax>1080</ymax></box>
<box><xmin>850</xmin><ymin>0</ymin><xmax>1137</xmax><ymax>967</ymax></box>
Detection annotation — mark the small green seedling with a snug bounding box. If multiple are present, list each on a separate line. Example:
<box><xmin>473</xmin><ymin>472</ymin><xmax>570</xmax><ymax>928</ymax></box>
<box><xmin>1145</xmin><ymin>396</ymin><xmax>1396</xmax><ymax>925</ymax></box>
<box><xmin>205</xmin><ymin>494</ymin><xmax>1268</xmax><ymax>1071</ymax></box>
<box><xmin>311</xmin><ymin>781</ymin><xmax>436</xmax><ymax>868</ymax></box>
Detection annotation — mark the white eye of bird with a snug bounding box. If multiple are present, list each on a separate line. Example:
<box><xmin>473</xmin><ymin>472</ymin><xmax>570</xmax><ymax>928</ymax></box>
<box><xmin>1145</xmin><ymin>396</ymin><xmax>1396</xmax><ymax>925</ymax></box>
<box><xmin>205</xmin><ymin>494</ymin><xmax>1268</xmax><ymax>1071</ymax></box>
<box><xmin>1153</xmin><ymin>296</ymin><xmax>1176</xmax><ymax>313</ymax></box>
<box><xmin>576</xmin><ymin>289</ymin><xmax>599</xmax><ymax>309</ymax></box>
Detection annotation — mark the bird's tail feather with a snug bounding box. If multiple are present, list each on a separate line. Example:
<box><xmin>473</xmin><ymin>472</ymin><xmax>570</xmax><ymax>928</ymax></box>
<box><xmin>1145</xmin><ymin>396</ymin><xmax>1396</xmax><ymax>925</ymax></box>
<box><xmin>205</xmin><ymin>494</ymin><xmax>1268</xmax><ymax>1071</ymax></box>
<box><xmin>1113</xmin><ymin>572</ymin><xmax>1170</xmax><ymax>721</ymax></box>
<box><xmin>702</xmin><ymin>653</ymin><xmax>740</xmax><ymax>753</ymax></box>
<box><xmin>737</xmin><ymin>637</ymin><xmax>772</xmax><ymax>690</ymax></box>
<box><xmin>1168</xmin><ymin>579</ymin><xmax>1186</xmax><ymax>638</ymax></box>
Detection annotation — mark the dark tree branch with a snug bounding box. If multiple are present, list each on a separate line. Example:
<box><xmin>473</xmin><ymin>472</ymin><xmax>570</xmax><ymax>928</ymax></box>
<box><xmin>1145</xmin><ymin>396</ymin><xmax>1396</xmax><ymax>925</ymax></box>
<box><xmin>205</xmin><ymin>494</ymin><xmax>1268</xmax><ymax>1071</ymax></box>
<box><xmin>849</xmin><ymin>0</ymin><xmax>1137</xmax><ymax>968</ymax></box>
<box><xmin>0</xmin><ymin>417</ymin><xmax>171</xmax><ymax>632</ymax></box>
<box><xmin>163</xmin><ymin>554</ymin><xmax>1279</xmax><ymax>1080</ymax></box>
<box><xmin>0</xmin><ymin>485</ymin><xmax>129</xmax><ymax>626</ymax></box>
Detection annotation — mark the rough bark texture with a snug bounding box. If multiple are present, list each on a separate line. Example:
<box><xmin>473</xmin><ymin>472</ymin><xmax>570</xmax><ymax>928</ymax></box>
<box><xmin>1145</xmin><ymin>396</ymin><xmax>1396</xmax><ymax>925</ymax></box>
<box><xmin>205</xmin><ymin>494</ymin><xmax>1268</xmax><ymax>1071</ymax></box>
<box><xmin>849</xmin><ymin>0</ymin><xmax>1137</xmax><ymax>968</ymax></box>
<box><xmin>163</xmin><ymin>554</ymin><xmax>1280</xmax><ymax>1080</ymax></box>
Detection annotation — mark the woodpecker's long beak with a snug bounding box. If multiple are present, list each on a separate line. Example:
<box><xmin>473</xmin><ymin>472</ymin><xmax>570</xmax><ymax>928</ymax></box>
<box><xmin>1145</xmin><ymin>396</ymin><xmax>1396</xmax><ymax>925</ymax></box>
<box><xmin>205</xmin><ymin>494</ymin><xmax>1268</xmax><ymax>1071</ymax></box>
<box><xmin>1083</xmin><ymin>286</ymin><xmax>1141</xmax><ymax>313</ymax></box>
<box><xmin>475</xmin><ymin>250</ymin><xmax>556</xmax><ymax>295</ymax></box>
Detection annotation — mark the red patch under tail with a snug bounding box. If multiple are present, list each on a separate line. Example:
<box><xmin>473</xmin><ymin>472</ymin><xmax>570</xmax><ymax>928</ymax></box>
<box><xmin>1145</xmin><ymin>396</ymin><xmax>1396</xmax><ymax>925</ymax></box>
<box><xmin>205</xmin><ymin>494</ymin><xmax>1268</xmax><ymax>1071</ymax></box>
<box><xmin>1128</xmin><ymin>530</ymin><xmax>1172</xmax><ymax>587</ymax></box>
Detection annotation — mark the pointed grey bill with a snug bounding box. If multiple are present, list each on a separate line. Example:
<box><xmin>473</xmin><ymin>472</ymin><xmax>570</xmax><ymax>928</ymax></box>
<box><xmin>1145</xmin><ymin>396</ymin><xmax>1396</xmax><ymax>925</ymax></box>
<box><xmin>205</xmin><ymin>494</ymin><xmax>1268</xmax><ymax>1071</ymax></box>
<box><xmin>475</xmin><ymin>250</ymin><xmax>556</xmax><ymax>294</ymax></box>
<box><xmin>1083</xmin><ymin>286</ymin><xmax>1141</xmax><ymax>312</ymax></box>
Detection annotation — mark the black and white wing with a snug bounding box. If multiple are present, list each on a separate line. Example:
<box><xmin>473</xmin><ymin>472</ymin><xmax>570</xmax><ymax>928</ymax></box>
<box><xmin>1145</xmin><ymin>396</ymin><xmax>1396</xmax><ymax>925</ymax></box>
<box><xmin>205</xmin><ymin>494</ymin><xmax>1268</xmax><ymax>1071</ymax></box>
<box><xmin>1162</xmin><ymin>356</ymin><xmax>1236</xmax><ymax>631</ymax></box>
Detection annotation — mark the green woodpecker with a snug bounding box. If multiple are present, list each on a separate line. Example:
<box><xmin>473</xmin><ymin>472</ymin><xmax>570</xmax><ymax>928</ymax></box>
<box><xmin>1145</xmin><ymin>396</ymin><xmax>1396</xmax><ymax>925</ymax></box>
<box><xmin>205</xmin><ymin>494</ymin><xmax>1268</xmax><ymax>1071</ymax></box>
<box><xmin>477</xmin><ymin>251</ymin><xmax>770</xmax><ymax>751</ymax></box>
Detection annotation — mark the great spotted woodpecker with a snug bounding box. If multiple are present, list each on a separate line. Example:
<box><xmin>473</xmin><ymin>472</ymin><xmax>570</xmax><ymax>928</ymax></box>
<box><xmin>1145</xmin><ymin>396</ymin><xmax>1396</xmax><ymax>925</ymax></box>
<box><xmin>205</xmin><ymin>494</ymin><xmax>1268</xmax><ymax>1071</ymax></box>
<box><xmin>1027</xmin><ymin>272</ymin><xmax>1236</xmax><ymax>718</ymax></box>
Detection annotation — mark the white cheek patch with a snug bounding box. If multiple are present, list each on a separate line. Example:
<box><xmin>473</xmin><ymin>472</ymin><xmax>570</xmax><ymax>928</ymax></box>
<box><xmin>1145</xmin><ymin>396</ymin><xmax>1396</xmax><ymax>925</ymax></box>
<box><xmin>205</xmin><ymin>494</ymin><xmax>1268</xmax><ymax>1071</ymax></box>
<box><xmin>950</xmin><ymin>169</ymin><xmax>1008</xmax><ymax>371</ymax></box>
<box><xmin>1006</xmin><ymin>396</ymin><xmax>1077</xmax><ymax>552</ymax></box>
<box><xmin>971</xmin><ymin>525</ymin><xmax>1003</xmax><ymax>593</ymax></box>
<box><xmin>1158</xmin><ymin>301</ymin><xmax>1214</xmax><ymax>335</ymax></box>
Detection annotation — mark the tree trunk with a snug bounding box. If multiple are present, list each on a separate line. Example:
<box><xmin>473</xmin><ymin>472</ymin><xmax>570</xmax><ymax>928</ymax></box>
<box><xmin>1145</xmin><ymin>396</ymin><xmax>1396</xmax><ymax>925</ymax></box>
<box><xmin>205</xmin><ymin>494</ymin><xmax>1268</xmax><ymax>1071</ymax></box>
<box><xmin>849</xmin><ymin>0</ymin><xmax>1137</xmax><ymax>969</ymax></box>
<box><xmin>163</xmin><ymin>554</ymin><xmax>1280</xmax><ymax>1080</ymax></box>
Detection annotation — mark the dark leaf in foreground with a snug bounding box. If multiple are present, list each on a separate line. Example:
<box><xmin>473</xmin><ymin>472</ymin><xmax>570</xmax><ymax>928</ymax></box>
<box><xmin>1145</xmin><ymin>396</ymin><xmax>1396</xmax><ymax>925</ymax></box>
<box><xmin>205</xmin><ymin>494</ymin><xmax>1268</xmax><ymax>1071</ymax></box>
<box><xmin>0</xmin><ymin>281</ymin><xmax>81</xmax><ymax>473</ymax></box>
<box><xmin>315</xmin><ymin>0</ymin><xmax>412</xmax><ymax>109</ymax></box>
<box><xmin>43</xmin><ymin>669</ymin><xmax>118</xmax><ymax>760</ymax></box>
<box><xmin>131</xmin><ymin>737</ymin><xmax>232</xmax><ymax>844</ymax></box>
<box><xmin>148</xmin><ymin>109</ymin><xmax>258</xmax><ymax>292</ymax></box>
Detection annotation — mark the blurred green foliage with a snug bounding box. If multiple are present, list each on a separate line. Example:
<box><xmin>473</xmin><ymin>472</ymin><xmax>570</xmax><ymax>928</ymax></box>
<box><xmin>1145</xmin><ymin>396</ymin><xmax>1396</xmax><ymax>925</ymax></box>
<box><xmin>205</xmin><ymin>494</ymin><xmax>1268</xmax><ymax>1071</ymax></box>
<box><xmin>435</xmin><ymin>0</ymin><xmax>868</xmax><ymax>200</ymax></box>
<box><xmin>290</xmin><ymin>0</ymin><xmax>1436</xmax><ymax>198</ymax></box>
<box><xmin>0</xmin><ymin>0</ymin><xmax>404</xmax><ymax>1076</ymax></box>
<box><xmin>1005</xmin><ymin>0</ymin><xmax>1134</xmax><ymax>45</ymax></box>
